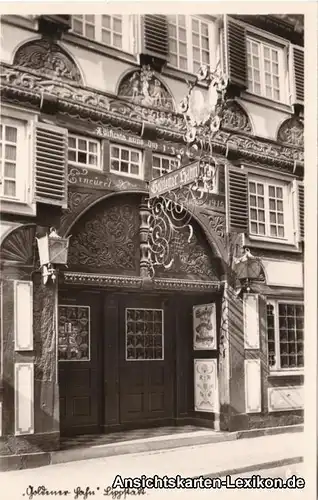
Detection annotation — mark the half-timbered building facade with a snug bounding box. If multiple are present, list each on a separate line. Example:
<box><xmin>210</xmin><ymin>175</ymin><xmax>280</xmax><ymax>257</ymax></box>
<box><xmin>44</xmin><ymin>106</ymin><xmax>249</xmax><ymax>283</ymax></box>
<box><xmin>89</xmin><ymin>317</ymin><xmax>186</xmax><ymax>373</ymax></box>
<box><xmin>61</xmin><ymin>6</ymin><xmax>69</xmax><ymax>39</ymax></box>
<box><xmin>0</xmin><ymin>13</ymin><xmax>304</xmax><ymax>457</ymax></box>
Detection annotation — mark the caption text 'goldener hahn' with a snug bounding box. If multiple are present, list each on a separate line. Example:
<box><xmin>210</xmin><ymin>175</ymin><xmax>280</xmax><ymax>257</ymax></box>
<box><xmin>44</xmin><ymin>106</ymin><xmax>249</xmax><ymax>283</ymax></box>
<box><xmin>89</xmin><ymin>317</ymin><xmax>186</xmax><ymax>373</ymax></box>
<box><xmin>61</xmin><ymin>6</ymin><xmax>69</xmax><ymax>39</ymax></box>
<box><xmin>24</xmin><ymin>474</ymin><xmax>305</xmax><ymax>499</ymax></box>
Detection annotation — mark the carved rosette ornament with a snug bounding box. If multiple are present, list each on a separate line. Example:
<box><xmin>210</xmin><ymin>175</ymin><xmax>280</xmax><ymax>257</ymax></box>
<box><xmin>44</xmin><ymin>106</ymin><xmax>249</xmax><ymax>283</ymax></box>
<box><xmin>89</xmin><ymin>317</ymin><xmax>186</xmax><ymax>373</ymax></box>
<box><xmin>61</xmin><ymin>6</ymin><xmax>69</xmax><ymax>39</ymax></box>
<box><xmin>277</xmin><ymin>117</ymin><xmax>304</xmax><ymax>148</ymax></box>
<box><xmin>13</xmin><ymin>38</ymin><xmax>82</xmax><ymax>84</ymax></box>
<box><xmin>118</xmin><ymin>65</ymin><xmax>175</xmax><ymax>111</ymax></box>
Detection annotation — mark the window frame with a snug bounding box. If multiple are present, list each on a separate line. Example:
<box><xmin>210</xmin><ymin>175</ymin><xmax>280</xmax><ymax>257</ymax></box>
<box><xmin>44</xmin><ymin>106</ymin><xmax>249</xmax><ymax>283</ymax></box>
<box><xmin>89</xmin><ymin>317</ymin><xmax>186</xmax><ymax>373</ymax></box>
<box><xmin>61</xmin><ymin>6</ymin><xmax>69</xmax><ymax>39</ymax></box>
<box><xmin>248</xmin><ymin>174</ymin><xmax>294</xmax><ymax>244</ymax></box>
<box><xmin>245</xmin><ymin>32</ymin><xmax>288</xmax><ymax>104</ymax></box>
<box><xmin>267</xmin><ymin>299</ymin><xmax>304</xmax><ymax>374</ymax></box>
<box><xmin>167</xmin><ymin>15</ymin><xmax>214</xmax><ymax>74</ymax></box>
<box><xmin>152</xmin><ymin>153</ymin><xmax>180</xmax><ymax>179</ymax></box>
<box><xmin>71</xmin><ymin>15</ymin><xmax>133</xmax><ymax>53</ymax></box>
<box><xmin>68</xmin><ymin>133</ymin><xmax>101</xmax><ymax>170</ymax></box>
<box><xmin>109</xmin><ymin>143</ymin><xmax>143</xmax><ymax>180</ymax></box>
<box><xmin>0</xmin><ymin>113</ymin><xmax>32</xmax><ymax>205</ymax></box>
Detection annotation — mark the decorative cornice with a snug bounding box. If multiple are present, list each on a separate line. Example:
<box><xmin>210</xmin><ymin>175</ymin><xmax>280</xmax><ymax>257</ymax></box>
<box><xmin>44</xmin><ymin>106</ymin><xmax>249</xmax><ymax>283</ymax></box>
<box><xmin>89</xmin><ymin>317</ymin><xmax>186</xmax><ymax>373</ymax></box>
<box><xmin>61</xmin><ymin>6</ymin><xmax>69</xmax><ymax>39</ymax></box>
<box><xmin>63</xmin><ymin>272</ymin><xmax>223</xmax><ymax>292</ymax></box>
<box><xmin>0</xmin><ymin>63</ymin><xmax>303</xmax><ymax>170</ymax></box>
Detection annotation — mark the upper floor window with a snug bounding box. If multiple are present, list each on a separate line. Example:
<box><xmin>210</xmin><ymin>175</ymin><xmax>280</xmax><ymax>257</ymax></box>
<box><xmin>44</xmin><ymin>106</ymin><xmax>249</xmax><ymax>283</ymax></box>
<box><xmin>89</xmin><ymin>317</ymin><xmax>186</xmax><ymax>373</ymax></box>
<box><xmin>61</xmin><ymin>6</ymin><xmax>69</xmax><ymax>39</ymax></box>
<box><xmin>71</xmin><ymin>15</ymin><xmax>131</xmax><ymax>52</ymax></box>
<box><xmin>246</xmin><ymin>36</ymin><xmax>285</xmax><ymax>102</ymax></box>
<box><xmin>68</xmin><ymin>134</ymin><xmax>100</xmax><ymax>169</ymax></box>
<box><xmin>0</xmin><ymin>118</ymin><xmax>26</xmax><ymax>201</ymax></box>
<box><xmin>248</xmin><ymin>177</ymin><xmax>289</xmax><ymax>240</ymax></box>
<box><xmin>152</xmin><ymin>154</ymin><xmax>180</xmax><ymax>179</ymax></box>
<box><xmin>110</xmin><ymin>144</ymin><xmax>142</xmax><ymax>179</ymax></box>
<box><xmin>167</xmin><ymin>15</ymin><xmax>212</xmax><ymax>74</ymax></box>
<box><xmin>267</xmin><ymin>301</ymin><xmax>304</xmax><ymax>371</ymax></box>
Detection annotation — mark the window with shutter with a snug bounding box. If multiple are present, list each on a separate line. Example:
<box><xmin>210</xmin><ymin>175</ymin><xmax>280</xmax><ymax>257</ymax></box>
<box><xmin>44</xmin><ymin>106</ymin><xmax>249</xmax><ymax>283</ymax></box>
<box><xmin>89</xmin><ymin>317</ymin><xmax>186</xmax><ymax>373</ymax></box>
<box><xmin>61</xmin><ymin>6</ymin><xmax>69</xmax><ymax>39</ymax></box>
<box><xmin>143</xmin><ymin>15</ymin><xmax>169</xmax><ymax>60</ymax></box>
<box><xmin>297</xmin><ymin>182</ymin><xmax>304</xmax><ymax>241</ymax></box>
<box><xmin>71</xmin><ymin>15</ymin><xmax>132</xmax><ymax>53</ymax></box>
<box><xmin>226</xmin><ymin>167</ymin><xmax>248</xmax><ymax>233</ymax></box>
<box><xmin>0</xmin><ymin>116</ymin><xmax>29</xmax><ymax>204</ymax></box>
<box><xmin>223</xmin><ymin>16</ymin><xmax>248</xmax><ymax>89</ymax></box>
<box><xmin>167</xmin><ymin>15</ymin><xmax>214</xmax><ymax>74</ymax></box>
<box><xmin>290</xmin><ymin>45</ymin><xmax>304</xmax><ymax>105</ymax></box>
<box><xmin>34</xmin><ymin>123</ymin><xmax>68</xmax><ymax>208</ymax></box>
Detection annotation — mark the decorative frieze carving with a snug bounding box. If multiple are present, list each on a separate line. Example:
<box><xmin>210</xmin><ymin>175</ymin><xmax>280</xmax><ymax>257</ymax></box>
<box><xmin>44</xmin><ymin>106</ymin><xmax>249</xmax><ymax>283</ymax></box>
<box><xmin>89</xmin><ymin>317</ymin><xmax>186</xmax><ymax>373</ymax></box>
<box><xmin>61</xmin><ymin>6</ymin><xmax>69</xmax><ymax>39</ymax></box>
<box><xmin>13</xmin><ymin>38</ymin><xmax>82</xmax><ymax>84</ymax></box>
<box><xmin>0</xmin><ymin>63</ymin><xmax>303</xmax><ymax>169</ymax></box>
<box><xmin>277</xmin><ymin>117</ymin><xmax>304</xmax><ymax>148</ymax></box>
<box><xmin>118</xmin><ymin>65</ymin><xmax>175</xmax><ymax>111</ymax></box>
<box><xmin>63</xmin><ymin>272</ymin><xmax>222</xmax><ymax>292</ymax></box>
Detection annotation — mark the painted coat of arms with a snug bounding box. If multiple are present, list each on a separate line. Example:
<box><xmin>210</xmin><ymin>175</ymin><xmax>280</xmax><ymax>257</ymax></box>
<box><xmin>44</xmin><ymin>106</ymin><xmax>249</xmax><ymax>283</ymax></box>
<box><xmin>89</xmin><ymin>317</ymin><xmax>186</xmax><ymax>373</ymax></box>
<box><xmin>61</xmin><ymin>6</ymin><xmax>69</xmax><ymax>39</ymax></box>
<box><xmin>193</xmin><ymin>303</ymin><xmax>216</xmax><ymax>350</ymax></box>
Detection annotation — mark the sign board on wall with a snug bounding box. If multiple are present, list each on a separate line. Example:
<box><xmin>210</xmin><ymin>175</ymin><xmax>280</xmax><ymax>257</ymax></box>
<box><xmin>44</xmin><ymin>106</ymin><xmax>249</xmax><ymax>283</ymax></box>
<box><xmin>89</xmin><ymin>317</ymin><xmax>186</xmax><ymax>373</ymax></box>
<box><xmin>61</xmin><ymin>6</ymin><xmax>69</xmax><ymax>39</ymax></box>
<box><xmin>193</xmin><ymin>303</ymin><xmax>217</xmax><ymax>350</ymax></box>
<box><xmin>149</xmin><ymin>161</ymin><xmax>200</xmax><ymax>199</ymax></box>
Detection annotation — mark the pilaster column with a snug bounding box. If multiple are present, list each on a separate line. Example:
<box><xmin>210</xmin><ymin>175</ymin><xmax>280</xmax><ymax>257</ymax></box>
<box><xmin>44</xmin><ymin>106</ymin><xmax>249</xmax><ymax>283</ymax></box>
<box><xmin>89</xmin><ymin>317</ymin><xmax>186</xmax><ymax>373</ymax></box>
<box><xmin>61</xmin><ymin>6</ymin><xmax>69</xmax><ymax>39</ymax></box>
<box><xmin>139</xmin><ymin>196</ymin><xmax>151</xmax><ymax>279</ymax></box>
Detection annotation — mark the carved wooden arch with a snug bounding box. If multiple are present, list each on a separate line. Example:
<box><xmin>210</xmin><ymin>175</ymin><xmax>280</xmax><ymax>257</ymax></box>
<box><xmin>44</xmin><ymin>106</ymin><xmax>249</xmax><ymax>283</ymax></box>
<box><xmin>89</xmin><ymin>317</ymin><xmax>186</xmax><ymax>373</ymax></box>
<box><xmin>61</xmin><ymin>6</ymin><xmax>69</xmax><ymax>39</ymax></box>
<box><xmin>61</xmin><ymin>190</ymin><xmax>228</xmax><ymax>275</ymax></box>
<box><xmin>117</xmin><ymin>66</ymin><xmax>176</xmax><ymax>112</ymax></box>
<box><xmin>221</xmin><ymin>99</ymin><xmax>253</xmax><ymax>134</ymax></box>
<box><xmin>277</xmin><ymin>116</ymin><xmax>304</xmax><ymax>148</ymax></box>
<box><xmin>13</xmin><ymin>37</ymin><xmax>84</xmax><ymax>85</ymax></box>
<box><xmin>0</xmin><ymin>223</ymin><xmax>37</xmax><ymax>265</ymax></box>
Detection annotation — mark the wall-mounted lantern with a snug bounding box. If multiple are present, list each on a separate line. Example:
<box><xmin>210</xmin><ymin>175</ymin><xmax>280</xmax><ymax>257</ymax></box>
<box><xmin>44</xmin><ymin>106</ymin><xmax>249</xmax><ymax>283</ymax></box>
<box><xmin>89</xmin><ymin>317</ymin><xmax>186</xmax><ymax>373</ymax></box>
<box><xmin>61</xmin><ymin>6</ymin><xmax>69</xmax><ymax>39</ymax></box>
<box><xmin>36</xmin><ymin>227</ymin><xmax>71</xmax><ymax>284</ymax></box>
<box><xmin>233</xmin><ymin>248</ymin><xmax>264</xmax><ymax>294</ymax></box>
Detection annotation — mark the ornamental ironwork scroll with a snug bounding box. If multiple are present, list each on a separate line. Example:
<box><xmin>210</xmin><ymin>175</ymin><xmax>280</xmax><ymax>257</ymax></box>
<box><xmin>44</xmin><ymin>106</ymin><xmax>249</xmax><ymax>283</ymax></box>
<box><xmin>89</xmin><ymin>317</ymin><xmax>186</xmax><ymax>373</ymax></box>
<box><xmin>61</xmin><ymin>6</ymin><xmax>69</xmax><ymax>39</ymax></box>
<box><xmin>146</xmin><ymin>64</ymin><xmax>229</xmax><ymax>278</ymax></box>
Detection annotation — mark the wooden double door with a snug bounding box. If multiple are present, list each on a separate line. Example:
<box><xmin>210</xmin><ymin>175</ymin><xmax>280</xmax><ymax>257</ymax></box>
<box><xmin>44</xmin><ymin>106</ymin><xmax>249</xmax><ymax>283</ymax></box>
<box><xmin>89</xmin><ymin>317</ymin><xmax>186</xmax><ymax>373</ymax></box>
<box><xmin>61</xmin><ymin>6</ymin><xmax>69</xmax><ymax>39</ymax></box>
<box><xmin>58</xmin><ymin>290</ymin><xmax>175</xmax><ymax>436</ymax></box>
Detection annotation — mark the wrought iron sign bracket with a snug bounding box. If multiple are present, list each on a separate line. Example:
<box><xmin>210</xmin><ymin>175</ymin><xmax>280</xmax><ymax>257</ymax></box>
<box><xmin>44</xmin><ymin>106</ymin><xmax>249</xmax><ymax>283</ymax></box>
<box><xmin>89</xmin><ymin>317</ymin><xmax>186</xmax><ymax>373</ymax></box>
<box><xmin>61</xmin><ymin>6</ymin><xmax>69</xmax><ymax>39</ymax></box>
<box><xmin>146</xmin><ymin>64</ymin><xmax>229</xmax><ymax>278</ymax></box>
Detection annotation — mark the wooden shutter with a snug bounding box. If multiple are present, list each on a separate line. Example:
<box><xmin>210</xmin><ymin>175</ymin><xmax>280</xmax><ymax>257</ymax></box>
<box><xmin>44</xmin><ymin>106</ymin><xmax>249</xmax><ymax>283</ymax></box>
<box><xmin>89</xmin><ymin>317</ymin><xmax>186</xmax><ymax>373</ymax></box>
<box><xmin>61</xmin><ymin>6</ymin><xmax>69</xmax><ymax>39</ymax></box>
<box><xmin>142</xmin><ymin>15</ymin><xmax>169</xmax><ymax>60</ymax></box>
<box><xmin>290</xmin><ymin>45</ymin><xmax>304</xmax><ymax>105</ymax></box>
<box><xmin>297</xmin><ymin>182</ymin><xmax>304</xmax><ymax>241</ymax></box>
<box><xmin>34</xmin><ymin>122</ymin><xmax>68</xmax><ymax>208</ymax></box>
<box><xmin>223</xmin><ymin>16</ymin><xmax>248</xmax><ymax>89</ymax></box>
<box><xmin>226</xmin><ymin>167</ymin><xmax>249</xmax><ymax>233</ymax></box>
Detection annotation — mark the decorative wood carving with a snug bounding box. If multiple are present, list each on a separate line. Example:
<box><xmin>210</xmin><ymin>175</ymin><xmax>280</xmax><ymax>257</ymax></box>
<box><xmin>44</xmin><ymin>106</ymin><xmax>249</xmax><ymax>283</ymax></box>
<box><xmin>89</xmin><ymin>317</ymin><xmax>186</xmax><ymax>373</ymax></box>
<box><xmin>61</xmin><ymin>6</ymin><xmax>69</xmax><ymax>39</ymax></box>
<box><xmin>1</xmin><ymin>225</ymin><xmax>36</xmax><ymax>264</ymax></box>
<box><xmin>156</xmin><ymin>225</ymin><xmax>220</xmax><ymax>281</ymax></box>
<box><xmin>277</xmin><ymin>117</ymin><xmax>304</xmax><ymax>148</ymax></box>
<box><xmin>33</xmin><ymin>281</ymin><xmax>57</xmax><ymax>383</ymax></box>
<box><xmin>13</xmin><ymin>38</ymin><xmax>82</xmax><ymax>84</ymax></box>
<box><xmin>118</xmin><ymin>66</ymin><xmax>175</xmax><ymax>111</ymax></box>
<box><xmin>67</xmin><ymin>196</ymin><xmax>140</xmax><ymax>274</ymax></box>
<box><xmin>199</xmin><ymin>211</ymin><xmax>226</xmax><ymax>240</ymax></box>
<box><xmin>221</xmin><ymin>100</ymin><xmax>252</xmax><ymax>133</ymax></box>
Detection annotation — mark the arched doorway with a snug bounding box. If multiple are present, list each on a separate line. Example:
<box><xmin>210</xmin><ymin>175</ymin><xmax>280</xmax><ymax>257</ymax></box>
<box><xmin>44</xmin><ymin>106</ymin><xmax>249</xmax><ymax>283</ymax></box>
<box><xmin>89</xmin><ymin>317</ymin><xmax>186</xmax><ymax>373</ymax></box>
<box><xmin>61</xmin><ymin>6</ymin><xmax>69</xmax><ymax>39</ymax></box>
<box><xmin>58</xmin><ymin>193</ymin><xmax>223</xmax><ymax>435</ymax></box>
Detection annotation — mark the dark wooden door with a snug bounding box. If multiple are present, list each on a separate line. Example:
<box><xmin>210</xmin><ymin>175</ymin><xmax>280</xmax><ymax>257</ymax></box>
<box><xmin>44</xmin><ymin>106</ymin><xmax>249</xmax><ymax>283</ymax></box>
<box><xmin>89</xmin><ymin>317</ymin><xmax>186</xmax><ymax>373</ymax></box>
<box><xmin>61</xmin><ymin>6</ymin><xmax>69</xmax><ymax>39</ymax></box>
<box><xmin>58</xmin><ymin>291</ymin><xmax>102</xmax><ymax>436</ymax></box>
<box><xmin>119</xmin><ymin>295</ymin><xmax>174</xmax><ymax>425</ymax></box>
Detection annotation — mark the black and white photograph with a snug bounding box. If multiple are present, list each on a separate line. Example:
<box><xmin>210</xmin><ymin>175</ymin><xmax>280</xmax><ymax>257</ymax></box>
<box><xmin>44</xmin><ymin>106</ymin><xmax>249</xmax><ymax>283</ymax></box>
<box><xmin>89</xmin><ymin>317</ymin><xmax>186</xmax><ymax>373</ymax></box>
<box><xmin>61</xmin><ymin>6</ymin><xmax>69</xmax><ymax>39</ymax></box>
<box><xmin>0</xmin><ymin>3</ymin><xmax>316</xmax><ymax>499</ymax></box>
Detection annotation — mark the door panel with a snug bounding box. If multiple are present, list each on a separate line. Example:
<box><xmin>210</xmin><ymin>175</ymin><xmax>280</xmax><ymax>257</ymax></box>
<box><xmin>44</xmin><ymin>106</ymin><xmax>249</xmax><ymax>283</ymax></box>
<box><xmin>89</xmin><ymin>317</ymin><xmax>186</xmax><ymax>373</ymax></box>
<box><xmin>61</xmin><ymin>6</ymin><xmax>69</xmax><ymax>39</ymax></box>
<box><xmin>119</xmin><ymin>295</ymin><xmax>174</xmax><ymax>424</ymax></box>
<box><xmin>58</xmin><ymin>292</ymin><xmax>102</xmax><ymax>435</ymax></box>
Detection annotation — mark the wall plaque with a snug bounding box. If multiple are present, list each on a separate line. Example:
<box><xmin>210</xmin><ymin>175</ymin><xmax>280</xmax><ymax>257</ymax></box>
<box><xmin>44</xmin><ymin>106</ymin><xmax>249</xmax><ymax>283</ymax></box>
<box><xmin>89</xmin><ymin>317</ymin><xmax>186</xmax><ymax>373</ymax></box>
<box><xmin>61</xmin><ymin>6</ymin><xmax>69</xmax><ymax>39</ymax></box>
<box><xmin>193</xmin><ymin>303</ymin><xmax>217</xmax><ymax>350</ymax></box>
<box><xmin>58</xmin><ymin>305</ymin><xmax>90</xmax><ymax>361</ymax></box>
<box><xmin>194</xmin><ymin>359</ymin><xmax>218</xmax><ymax>412</ymax></box>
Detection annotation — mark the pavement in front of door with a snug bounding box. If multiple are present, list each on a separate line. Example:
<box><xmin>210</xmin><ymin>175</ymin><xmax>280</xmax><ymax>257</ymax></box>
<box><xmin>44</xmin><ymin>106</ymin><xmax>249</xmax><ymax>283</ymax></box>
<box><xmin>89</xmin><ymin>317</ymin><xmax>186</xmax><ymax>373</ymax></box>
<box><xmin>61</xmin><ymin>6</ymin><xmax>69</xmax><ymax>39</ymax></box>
<box><xmin>0</xmin><ymin>430</ymin><xmax>307</xmax><ymax>500</ymax></box>
<box><xmin>0</xmin><ymin>423</ymin><xmax>303</xmax><ymax>473</ymax></box>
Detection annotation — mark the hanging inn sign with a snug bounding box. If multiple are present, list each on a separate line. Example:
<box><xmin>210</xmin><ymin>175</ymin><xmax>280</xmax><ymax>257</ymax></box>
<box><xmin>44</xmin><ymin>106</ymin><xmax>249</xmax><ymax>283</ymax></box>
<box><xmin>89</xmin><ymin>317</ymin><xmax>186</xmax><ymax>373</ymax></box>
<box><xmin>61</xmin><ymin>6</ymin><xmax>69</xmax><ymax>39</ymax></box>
<box><xmin>146</xmin><ymin>64</ymin><xmax>229</xmax><ymax>277</ymax></box>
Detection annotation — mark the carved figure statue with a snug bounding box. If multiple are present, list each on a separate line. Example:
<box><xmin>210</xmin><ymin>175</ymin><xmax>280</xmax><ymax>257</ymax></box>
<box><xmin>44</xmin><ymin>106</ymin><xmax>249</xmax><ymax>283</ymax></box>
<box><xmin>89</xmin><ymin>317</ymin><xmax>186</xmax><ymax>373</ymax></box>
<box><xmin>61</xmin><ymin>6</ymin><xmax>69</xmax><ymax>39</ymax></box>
<box><xmin>129</xmin><ymin>72</ymin><xmax>140</xmax><ymax>100</ymax></box>
<box><xmin>151</xmin><ymin>79</ymin><xmax>166</xmax><ymax>107</ymax></box>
